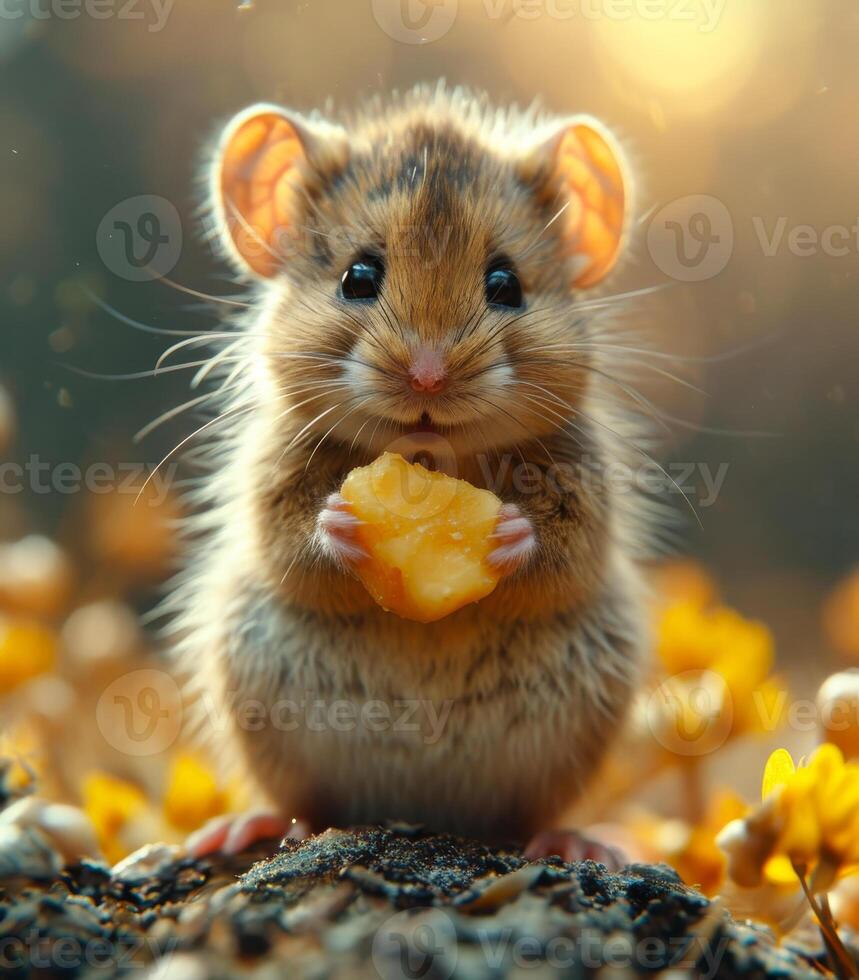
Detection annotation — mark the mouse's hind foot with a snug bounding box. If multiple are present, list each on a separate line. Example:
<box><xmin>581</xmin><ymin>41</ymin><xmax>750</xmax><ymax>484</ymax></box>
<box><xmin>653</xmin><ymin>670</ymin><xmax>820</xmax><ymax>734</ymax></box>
<box><xmin>185</xmin><ymin>810</ymin><xmax>309</xmax><ymax>858</ymax></box>
<box><xmin>524</xmin><ymin>828</ymin><xmax>626</xmax><ymax>871</ymax></box>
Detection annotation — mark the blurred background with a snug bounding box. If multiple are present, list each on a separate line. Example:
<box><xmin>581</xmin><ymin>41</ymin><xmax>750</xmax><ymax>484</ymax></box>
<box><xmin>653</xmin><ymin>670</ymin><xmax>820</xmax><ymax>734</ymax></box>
<box><xmin>0</xmin><ymin>0</ymin><xmax>857</xmax><ymax>871</ymax></box>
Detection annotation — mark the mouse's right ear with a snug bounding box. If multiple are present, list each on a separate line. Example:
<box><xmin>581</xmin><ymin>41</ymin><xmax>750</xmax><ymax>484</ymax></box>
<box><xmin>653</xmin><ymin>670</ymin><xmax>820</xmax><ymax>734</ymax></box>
<box><xmin>519</xmin><ymin>117</ymin><xmax>628</xmax><ymax>289</ymax></box>
<box><xmin>211</xmin><ymin>104</ymin><xmax>349</xmax><ymax>278</ymax></box>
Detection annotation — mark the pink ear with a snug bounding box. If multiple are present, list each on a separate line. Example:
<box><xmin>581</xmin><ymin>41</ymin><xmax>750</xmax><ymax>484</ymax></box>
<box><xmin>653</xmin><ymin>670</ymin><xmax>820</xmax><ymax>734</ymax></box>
<box><xmin>529</xmin><ymin>119</ymin><xmax>628</xmax><ymax>288</ymax></box>
<box><xmin>214</xmin><ymin>105</ymin><xmax>348</xmax><ymax>278</ymax></box>
<box><xmin>216</xmin><ymin>108</ymin><xmax>307</xmax><ymax>277</ymax></box>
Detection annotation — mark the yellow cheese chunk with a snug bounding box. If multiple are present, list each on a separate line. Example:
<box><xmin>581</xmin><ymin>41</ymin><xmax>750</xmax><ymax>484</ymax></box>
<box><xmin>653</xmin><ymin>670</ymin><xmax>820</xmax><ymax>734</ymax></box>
<box><xmin>340</xmin><ymin>453</ymin><xmax>502</xmax><ymax>623</ymax></box>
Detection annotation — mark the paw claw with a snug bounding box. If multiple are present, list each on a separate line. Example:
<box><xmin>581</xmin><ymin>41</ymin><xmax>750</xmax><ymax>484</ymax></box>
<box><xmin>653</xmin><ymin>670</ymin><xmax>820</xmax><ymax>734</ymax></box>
<box><xmin>488</xmin><ymin>503</ymin><xmax>536</xmax><ymax>573</ymax></box>
<box><xmin>316</xmin><ymin>494</ymin><xmax>368</xmax><ymax>566</ymax></box>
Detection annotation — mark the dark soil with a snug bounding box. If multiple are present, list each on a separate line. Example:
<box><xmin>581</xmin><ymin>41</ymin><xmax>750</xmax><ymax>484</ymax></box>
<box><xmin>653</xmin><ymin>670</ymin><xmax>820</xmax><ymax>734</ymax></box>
<box><xmin>0</xmin><ymin>824</ymin><xmax>823</xmax><ymax>978</ymax></box>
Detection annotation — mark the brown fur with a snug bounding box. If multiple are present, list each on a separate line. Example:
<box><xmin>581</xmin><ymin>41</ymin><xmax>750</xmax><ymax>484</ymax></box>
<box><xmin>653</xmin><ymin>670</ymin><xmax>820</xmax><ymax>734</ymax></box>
<box><xmin>169</xmin><ymin>84</ymin><xmax>651</xmax><ymax>843</ymax></box>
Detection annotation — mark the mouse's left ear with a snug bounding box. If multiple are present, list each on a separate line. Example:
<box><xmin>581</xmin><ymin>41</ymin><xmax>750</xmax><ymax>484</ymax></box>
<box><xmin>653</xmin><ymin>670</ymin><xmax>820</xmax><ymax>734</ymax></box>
<box><xmin>520</xmin><ymin>117</ymin><xmax>628</xmax><ymax>289</ymax></box>
<box><xmin>211</xmin><ymin>104</ymin><xmax>349</xmax><ymax>278</ymax></box>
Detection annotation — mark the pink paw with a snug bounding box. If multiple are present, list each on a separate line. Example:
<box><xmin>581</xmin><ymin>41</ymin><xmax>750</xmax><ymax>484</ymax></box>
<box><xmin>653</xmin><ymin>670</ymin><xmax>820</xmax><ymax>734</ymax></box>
<box><xmin>185</xmin><ymin>811</ymin><xmax>307</xmax><ymax>858</ymax></box>
<box><xmin>524</xmin><ymin>829</ymin><xmax>626</xmax><ymax>871</ymax></box>
<box><xmin>315</xmin><ymin>492</ymin><xmax>368</xmax><ymax>567</ymax></box>
<box><xmin>488</xmin><ymin>503</ymin><xmax>537</xmax><ymax>574</ymax></box>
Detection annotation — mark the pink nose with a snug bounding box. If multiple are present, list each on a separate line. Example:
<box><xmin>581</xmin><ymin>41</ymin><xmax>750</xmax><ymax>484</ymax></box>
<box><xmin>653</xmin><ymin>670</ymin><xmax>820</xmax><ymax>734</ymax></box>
<box><xmin>409</xmin><ymin>345</ymin><xmax>447</xmax><ymax>394</ymax></box>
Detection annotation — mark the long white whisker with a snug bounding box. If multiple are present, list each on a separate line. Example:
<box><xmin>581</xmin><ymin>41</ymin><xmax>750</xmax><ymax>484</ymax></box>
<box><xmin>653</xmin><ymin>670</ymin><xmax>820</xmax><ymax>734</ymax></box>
<box><xmin>66</xmin><ymin>359</ymin><xmax>242</xmax><ymax>382</ymax></box>
<box><xmin>134</xmin><ymin>404</ymin><xmax>256</xmax><ymax>504</ymax></box>
<box><xmin>275</xmin><ymin>400</ymin><xmax>355</xmax><ymax>467</ymax></box>
<box><xmin>85</xmin><ymin>288</ymin><xmax>208</xmax><ymax>338</ymax></box>
<box><xmin>135</xmin><ymin>389</ymin><xmax>231</xmax><ymax>443</ymax></box>
<box><xmin>521</xmin><ymin>390</ymin><xmax>703</xmax><ymax>528</ymax></box>
<box><xmin>159</xmin><ymin>275</ymin><xmax>253</xmax><ymax>309</ymax></box>
<box><xmin>304</xmin><ymin>396</ymin><xmax>370</xmax><ymax>471</ymax></box>
<box><xmin>190</xmin><ymin>340</ymin><xmax>248</xmax><ymax>388</ymax></box>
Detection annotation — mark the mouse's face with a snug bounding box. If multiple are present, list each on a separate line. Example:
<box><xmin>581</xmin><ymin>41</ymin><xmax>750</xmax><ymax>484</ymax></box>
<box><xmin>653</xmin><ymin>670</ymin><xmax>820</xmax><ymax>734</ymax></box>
<box><xmin>212</xmin><ymin>97</ymin><xmax>627</xmax><ymax>461</ymax></box>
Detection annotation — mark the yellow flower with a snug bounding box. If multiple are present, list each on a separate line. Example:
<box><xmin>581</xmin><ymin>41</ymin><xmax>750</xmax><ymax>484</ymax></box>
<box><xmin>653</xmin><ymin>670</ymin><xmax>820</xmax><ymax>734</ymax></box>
<box><xmin>82</xmin><ymin>771</ymin><xmax>147</xmax><ymax>864</ymax></box>
<box><xmin>718</xmin><ymin>744</ymin><xmax>859</xmax><ymax>893</ymax></box>
<box><xmin>0</xmin><ymin>616</ymin><xmax>56</xmax><ymax>695</ymax></box>
<box><xmin>163</xmin><ymin>753</ymin><xmax>229</xmax><ymax>833</ymax></box>
<box><xmin>655</xmin><ymin>601</ymin><xmax>787</xmax><ymax>743</ymax></box>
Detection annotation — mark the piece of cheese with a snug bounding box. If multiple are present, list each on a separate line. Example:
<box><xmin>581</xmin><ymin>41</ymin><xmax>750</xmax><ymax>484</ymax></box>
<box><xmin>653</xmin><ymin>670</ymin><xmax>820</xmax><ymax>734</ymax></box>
<box><xmin>340</xmin><ymin>453</ymin><xmax>502</xmax><ymax>623</ymax></box>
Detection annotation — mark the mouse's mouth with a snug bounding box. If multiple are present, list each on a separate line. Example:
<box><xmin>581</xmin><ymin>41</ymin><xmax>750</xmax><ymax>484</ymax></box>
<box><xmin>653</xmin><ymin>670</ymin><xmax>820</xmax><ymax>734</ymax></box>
<box><xmin>414</xmin><ymin>411</ymin><xmax>437</xmax><ymax>434</ymax></box>
<box><xmin>386</xmin><ymin>414</ymin><xmax>458</xmax><ymax>473</ymax></box>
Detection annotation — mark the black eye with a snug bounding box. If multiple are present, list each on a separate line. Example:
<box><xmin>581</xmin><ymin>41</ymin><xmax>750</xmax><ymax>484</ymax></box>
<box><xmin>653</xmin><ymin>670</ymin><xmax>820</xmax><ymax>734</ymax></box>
<box><xmin>485</xmin><ymin>260</ymin><xmax>523</xmax><ymax>309</ymax></box>
<box><xmin>340</xmin><ymin>254</ymin><xmax>384</xmax><ymax>301</ymax></box>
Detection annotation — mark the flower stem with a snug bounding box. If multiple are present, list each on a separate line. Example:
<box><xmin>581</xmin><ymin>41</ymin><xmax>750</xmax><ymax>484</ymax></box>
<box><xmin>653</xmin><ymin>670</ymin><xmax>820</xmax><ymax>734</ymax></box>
<box><xmin>682</xmin><ymin>760</ymin><xmax>706</xmax><ymax>825</ymax></box>
<box><xmin>793</xmin><ymin>865</ymin><xmax>858</xmax><ymax>979</ymax></box>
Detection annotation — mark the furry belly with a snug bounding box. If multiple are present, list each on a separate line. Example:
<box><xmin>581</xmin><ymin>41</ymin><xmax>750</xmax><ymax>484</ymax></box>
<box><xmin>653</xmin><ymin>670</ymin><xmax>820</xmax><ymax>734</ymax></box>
<box><xmin>233</xmin><ymin>684</ymin><xmax>568</xmax><ymax>839</ymax></box>
<box><xmin>209</xmin><ymin>588</ymin><xmax>639</xmax><ymax>840</ymax></box>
